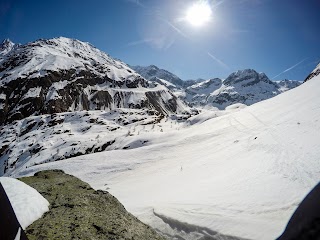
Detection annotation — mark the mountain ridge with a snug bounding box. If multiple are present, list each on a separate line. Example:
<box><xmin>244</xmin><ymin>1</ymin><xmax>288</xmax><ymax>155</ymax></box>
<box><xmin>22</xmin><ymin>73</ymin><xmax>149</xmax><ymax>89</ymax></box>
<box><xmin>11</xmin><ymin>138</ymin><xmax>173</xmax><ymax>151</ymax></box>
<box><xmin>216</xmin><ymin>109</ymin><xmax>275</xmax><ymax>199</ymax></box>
<box><xmin>0</xmin><ymin>37</ymin><xmax>190</xmax><ymax>125</ymax></box>
<box><xmin>133</xmin><ymin>65</ymin><xmax>302</xmax><ymax>109</ymax></box>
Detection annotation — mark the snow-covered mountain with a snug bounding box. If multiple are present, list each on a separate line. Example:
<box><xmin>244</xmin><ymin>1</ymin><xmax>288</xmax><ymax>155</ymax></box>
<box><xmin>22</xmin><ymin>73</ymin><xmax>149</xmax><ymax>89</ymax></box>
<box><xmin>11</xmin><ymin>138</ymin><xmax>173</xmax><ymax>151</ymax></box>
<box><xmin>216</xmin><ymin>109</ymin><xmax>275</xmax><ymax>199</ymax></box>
<box><xmin>188</xmin><ymin>69</ymin><xmax>276</xmax><ymax>109</ymax></box>
<box><xmin>0</xmin><ymin>38</ymin><xmax>190</xmax><ymax>125</ymax></box>
<box><xmin>183</xmin><ymin>69</ymin><xmax>301</xmax><ymax>109</ymax></box>
<box><xmin>184</xmin><ymin>77</ymin><xmax>223</xmax><ymax>106</ymax></box>
<box><xmin>8</xmin><ymin>62</ymin><xmax>319</xmax><ymax>240</ymax></box>
<box><xmin>0</xmin><ymin>39</ymin><xmax>15</xmax><ymax>56</ymax></box>
<box><xmin>133</xmin><ymin>65</ymin><xmax>301</xmax><ymax>109</ymax></box>
<box><xmin>131</xmin><ymin>65</ymin><xmax>186</xmax><ymax>87</ymax></box>
<box><xmin>276</xmin><ymin>79</ymin><xmax>302</xmax><ymax>92</ymax></box>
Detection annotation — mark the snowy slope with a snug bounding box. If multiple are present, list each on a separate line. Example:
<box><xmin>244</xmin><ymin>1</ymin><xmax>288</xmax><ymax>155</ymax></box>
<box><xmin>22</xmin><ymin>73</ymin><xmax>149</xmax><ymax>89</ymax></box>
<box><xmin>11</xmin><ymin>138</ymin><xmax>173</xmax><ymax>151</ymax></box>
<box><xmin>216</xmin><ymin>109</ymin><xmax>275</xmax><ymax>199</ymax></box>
<box><xmin>0</xmin><ymin>108</ymin><xmax>166</xmax><ymax>175</ymax></box>
<box><xmin>0</xmin><ymin>177</ymin><xmax>49</xmax><ymax>229</ymax></box>
<box><xmin>10</xmin><ymin>68</ymin><xmax>320</xmax><ymax>239</ymax></box>
<box><xmin>0</xmin><ymin>38</ymin><xmax>190</xmax><ymax>125</ymax></box>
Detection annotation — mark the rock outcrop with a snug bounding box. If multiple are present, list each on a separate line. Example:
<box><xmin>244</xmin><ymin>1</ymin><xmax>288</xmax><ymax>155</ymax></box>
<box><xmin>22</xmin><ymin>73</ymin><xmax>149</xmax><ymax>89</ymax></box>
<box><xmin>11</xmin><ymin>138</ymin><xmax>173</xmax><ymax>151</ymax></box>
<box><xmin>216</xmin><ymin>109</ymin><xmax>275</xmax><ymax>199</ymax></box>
<box><xmin>20</xmin><ymin>170</ymin><xmax>165</xmax><ymax>240</ymax></box>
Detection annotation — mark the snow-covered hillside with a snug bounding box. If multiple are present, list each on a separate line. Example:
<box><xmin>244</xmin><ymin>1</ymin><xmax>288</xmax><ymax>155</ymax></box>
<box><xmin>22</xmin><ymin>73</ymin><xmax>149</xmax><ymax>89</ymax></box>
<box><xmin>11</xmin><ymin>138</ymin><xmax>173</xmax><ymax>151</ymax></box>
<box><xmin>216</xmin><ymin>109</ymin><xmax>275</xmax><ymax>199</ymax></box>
<box><xmin>9</xmin><ymin>65</ymin><xmax>320</xmax><ymax>240</ymax></box>
<box><xmin>0</xmin><ymin>108</ymin><xmax>171</xmax><ymax>175</ymax></box>
<box><xmin>0</xmin><ymin>38</ymin><xmax>190</xmax><ymax>125</ymax></box>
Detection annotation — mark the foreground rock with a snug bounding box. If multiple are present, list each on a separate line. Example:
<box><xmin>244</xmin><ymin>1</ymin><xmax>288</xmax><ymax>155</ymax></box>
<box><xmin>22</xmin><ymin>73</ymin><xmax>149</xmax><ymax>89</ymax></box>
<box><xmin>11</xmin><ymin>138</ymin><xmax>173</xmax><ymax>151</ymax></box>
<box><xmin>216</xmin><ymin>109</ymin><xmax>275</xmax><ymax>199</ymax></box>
<box><xmin>20</xmin><ymin>170</ymin><xmax>165</xmax><ymax>240</ymax></box>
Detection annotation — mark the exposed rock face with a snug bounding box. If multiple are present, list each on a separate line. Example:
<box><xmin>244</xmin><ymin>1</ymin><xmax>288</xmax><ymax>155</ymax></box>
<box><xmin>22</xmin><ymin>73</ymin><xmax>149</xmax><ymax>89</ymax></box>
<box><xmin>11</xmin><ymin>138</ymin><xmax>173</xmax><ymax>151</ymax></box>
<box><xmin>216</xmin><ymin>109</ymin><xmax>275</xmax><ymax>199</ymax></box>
<box><xmin>20</xmin><ymin>170</ymin><xmax>165</xmax><ymax>240</ymax></box>
<box><xmin>304</xmin><ymin>63</ymin><xmax>320</xmax><ymax>82</ymax></box>
<box><xmin>0</xmin><ymin>38</ymin><xmax>189</xmax><ymax>125</ymax></box>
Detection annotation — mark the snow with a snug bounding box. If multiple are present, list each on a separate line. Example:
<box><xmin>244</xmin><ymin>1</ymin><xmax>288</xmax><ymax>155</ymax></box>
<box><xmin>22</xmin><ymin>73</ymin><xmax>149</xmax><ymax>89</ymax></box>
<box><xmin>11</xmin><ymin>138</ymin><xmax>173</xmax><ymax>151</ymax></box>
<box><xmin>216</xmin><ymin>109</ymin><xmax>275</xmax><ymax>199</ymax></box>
<box><xmin>158</xmin><ymin>78</ymin><xmax>176</xmax><ymax>88</ymax></box>
<box><xmin>0</xmin><ymin>37</ymin><xmax>190</xmax><ymax>119</ymax></box>
<box><xmin>0</xmin><ymin>37</ymin><xmax>141</xmax><ymax>84</ymax></box>
<box><xmin>22</xmin><ymin>87</ymin><xmax>42</xmax><ymax>100</ymax></box>
<box><xmin>14</xmin><ymin>228</ymin><xmax>21</xmax><ymax>240</ymax></box>
<box><xmin>0</xmin><ymin>39</ymin><xmax>15</xmax><ymax>58</ymax></box>
<box><xmin>0</xmin><ymin>177</ymin><xmax>49</xmax><ymax>229</ymax></box>
<box><xmin>9</xmin><ymin>74</ymin><xmax>320</xmax><ymax>239</ymax></box>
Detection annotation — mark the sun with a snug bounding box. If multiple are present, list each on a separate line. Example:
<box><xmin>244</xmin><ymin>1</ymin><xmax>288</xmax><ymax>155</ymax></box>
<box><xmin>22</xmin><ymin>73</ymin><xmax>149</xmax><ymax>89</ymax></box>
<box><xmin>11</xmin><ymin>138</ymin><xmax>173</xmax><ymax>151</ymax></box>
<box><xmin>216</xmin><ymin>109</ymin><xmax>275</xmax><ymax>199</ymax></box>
<box><xmin>185</xmin><ymin>1</ymin><xmax>212</xmax><ymax>27</ymax></box>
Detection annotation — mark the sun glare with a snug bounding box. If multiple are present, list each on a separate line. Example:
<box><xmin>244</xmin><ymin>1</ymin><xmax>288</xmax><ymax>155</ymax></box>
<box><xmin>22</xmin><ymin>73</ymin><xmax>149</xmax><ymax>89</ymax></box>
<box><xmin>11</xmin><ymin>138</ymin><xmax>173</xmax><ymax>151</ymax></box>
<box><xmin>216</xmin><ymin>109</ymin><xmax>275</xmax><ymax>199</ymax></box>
<box><xmin>185</xmin><ymin>1</ymin><xmax>212</xmax><ymax>27</ymax></box>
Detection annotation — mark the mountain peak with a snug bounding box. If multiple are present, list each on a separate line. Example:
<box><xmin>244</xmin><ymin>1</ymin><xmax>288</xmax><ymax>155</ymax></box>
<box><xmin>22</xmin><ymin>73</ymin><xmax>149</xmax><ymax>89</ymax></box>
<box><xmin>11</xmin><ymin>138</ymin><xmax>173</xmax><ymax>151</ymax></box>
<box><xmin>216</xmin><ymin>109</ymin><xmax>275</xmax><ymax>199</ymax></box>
<box><xmin>0</xmin><ymin>38</ymin><xmax>14</xmax><ymax>50</ymax></box>
<box><xmin>149</xmin><ymin>65</ymin><xmax>159</xmax><ymax>70</ymax></box>
<box><xmin>131</xmin><ymin>65</ymin><xmax>184</xmax><ymax>87</ymax></box>
<box><xmin>0</xmin><ymin>36</ymin><xmax>190</xmax><ymax>124</ymax></box>
<box><xmin>224</xmin><ymin>68</ymin><xmax>274</xmax><ymax>86</ymax></box>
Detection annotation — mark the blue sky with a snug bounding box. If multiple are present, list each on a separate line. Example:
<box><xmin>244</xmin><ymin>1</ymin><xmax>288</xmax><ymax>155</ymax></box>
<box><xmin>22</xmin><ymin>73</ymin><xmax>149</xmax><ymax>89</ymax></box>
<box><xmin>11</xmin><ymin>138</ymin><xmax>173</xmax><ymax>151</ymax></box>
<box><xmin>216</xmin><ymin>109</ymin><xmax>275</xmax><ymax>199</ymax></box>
<box><xmin>1</xmin><ymin>0</ymin><xmax>319</xmax><ymax>81</ymax></box>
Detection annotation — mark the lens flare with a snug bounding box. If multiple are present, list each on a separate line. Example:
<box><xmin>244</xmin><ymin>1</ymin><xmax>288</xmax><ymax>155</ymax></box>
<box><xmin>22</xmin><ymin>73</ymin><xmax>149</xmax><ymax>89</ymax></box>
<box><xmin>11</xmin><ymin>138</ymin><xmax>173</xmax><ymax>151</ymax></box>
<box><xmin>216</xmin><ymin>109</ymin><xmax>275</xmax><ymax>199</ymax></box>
<box><xmin>185</xmin><ymin>1</ymin><xmax>212</xmax><ymax>27</ymax></box>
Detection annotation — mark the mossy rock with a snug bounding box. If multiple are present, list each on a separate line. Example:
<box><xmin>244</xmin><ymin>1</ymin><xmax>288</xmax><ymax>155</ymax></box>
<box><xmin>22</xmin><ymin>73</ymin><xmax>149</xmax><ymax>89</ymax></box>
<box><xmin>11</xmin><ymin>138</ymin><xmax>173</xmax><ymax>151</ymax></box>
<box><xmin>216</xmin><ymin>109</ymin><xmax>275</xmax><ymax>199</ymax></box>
<box><xmin>20</xmin><ymin>170</ymin><xmax>165</xmax><ymax>240</ymax></box>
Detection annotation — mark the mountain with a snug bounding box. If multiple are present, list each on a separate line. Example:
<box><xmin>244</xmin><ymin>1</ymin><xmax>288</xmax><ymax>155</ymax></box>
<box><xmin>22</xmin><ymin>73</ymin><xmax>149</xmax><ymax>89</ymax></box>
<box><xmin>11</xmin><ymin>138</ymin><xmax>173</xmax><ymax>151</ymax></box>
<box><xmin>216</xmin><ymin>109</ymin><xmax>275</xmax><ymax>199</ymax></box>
<box><xmin>276</xmin><ymin>79</ymin><xmax>303</xmax><ymax>92</ymax></box>
<box><xmin>182</xmin><ymin>69</ymin><xmax>301</xmax><ymax>109</ymax></box>
<box><xmin>133</xmin><ymin>65</ymin><xmax>301</xmax><ymax>109</ymax></box>
<box><xmin>0</xmin><ymin>39</ymin><xmax>15</xmax><ymax>56</ymax></box>
<box><xmin>10</xmin><ymin>63</ymin><xmax>320</xmax><ymax>240</ymax></box>
<box><xmin>184</xmin><ymin>78</ymin><xmax>223</xmax><ymax>106</ymax></box>
<box><xmin>131</xmin><ymin>65</ymin><xmax>204</xmax><ymax>89</ymax></box>
<box><xmin>191</xmin><ymin>69</ymin><xmax>282</xmax><ymax>109</ymax></box>
<box><xmin>0</xmin><ymin>38</ymin><xmax>189</xmax><ymax>125</ymax></box>
<box><xmin>130</xmin><ymin>65</ymin><xmax>188</xmax><ymax>87</ymax></box>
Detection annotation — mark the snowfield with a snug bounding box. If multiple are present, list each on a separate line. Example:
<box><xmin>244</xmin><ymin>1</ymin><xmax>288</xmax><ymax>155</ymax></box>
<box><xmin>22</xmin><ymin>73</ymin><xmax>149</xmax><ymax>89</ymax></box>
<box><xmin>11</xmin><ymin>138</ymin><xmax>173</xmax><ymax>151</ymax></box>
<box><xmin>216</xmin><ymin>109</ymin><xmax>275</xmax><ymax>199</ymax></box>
<box><xmin>0</xmin><ymin>177</ymin><xmax>49</xmax><ymax>229</ymax></box>
<box><xmin>8</xmin><ymin>75</ymin><xmax>320</xmax><ymax>239</ymax></box>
